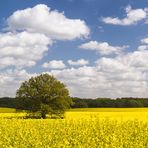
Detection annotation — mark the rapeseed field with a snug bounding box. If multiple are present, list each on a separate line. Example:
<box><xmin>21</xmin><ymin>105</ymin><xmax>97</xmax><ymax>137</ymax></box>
<box><xmin>0</xmin><ymin>108</ymin><xmax>148</xmax><ymax>148</ymax></box>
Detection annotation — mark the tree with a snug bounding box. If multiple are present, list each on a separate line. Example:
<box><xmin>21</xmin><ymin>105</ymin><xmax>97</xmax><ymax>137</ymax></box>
<box><xmin>16</xmin><ymin>74</ymin><xmax>73</xmax><ymax>119</ymax></box>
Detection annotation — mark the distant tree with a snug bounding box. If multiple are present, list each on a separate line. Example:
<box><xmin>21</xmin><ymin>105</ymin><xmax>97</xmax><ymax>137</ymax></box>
<box><xmin>16</xmin><ymin>74</ymin><xmax>73</xmax><ymax>119</ymax></box>
<box><xmin>115</xmin><ymin>99</ymin><xmax>127</xmax><ymax>107</ymax></box>
<box><xmin>73</xmin><ymin>101</ymin><xmax>88</xmax><ymax>108</ymax></box>
<box><xmin>96</xmin><ymin>98</ymin><xmax>115</xmax><ymax>107</ymax></box>
<box><xmin>143</xmin><ymin>99</ymin><xmax>148</xmax><ymax>107</ymax></box>
<box><xmin>0</xmin><ymin>97</ymin><xmax>16</xmax><ymax>108</ymax></box>
<box><xmin>125</xmin><ymin>100</ymin><xmax>143</xmax><ymax>107</ymax></box>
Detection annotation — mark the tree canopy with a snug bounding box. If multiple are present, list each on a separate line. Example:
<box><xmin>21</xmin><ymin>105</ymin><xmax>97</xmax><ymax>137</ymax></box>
<box><xmin>16</xmin><ymin>74</ymin><xmax>72</xmax><ymax>118</ymax></box>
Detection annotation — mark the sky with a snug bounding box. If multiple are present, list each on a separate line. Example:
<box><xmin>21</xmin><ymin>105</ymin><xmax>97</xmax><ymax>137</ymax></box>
<box><xmin>0</xmin><ymin>0</ymin><xmax>148</xmax><ymax>98</ymax></box>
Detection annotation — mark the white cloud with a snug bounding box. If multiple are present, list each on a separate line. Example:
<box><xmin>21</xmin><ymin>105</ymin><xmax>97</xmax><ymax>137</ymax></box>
<box><xmin>68</xmin><ymin>59</ymin><xmax>89</xmax><ymax>66</ymax></box>
<box><xmin>141</xmin><ymin>38</ymin><xmax>148</xmax><ymax>44</ymax></box>
<box><xmin>0</xmin><ymin>69</ymin><xmax>35</xmax><ymax>97</ymax></box>
<box><xmin>138</xmin><ymin>45</ymin><xmax>148</xmax><ymax>51</ymax></box>
<box><xmin>0</xmin><ymin>4</ymin><xmax>90</xmax><ymax>69</ymax></box>
<box><xmin>44</xmin><ymin>46</ymin><xmax>148</xmax><ymax>98</ymax></box>
<box><xmin>79</xmin><ymin>41</ymin><xmax>127</xmax><ymax>55</ymax></box>
<box><xmin>7</xmin><ymin>4</ymin><xmax>90</xmax><ymax>40</ymax></box>
<box><xmin>121</xmin><ymin>50</ymin><xmax>148</xmax><ymax>70</ymax></box>
<box><xmin>0</xmin><ymin>57</ymin><xmax>36</xmax><ymax>69</ymax></box>
<box><xmin>42</xmin><ymin>60</ymin><xmax>66</xmax><ymax>69</ymax></box>
<box><xmin>1</xmin><ymin>46</ymin><xmax>148</xmax><ymax>98</ymax></box>
<box><xmin>96</xmin><ymin>57</ymin><xmax>128</xmax><ymax>73</ymax></box>
<box><xmin>48</xmin><ymin>66</ymin><xmax>100</xmax><ymax>98</ymax></box>
<box><xmin>0</xmin><ymin>31</ymin><xmax>52</xmax><ymax>69</ymax></box>
<box><xmin>102</xmin><ymin>5</ymin><xmax>148</xmax><ymax>25</ymax></box>
<box><xmin>0</xmin><ymin>4</ymin><xmax>91</xmax><ymax>97</ymax></box>
<box><xmin>1</xmin><ymin>4</ymin><xmax>148</xmax><ymax>98</ymax></box>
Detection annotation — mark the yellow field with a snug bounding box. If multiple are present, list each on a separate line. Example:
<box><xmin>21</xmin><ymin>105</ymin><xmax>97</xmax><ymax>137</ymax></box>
<box><xmin>0</xmin><ymin>108</ymin><xmax>148</xmax><ymax>147</ymax></box>
<box><xmin>66</xmin><ymin>108</ymin><xmax>148</xmax><ymax>121</ymax></box>
<box><xmin>0</xmin><ymin>107</ymin><xmax>16</xmax><ymax>113</ymax></box>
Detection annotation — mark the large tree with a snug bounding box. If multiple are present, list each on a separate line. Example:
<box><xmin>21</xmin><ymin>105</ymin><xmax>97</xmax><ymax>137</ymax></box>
<box><xmin>16</xmin><ymin>74</ymin><xmax>72</xmax><ymax>119</ymax></box>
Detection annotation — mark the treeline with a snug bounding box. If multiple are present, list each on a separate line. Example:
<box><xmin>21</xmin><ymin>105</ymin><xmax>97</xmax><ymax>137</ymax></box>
<box><xmin>0</xmin><ymin>97</ymin><xmax>16</xmax><ymax>108</ymax></box>
<box><xmin>0</xmin><ymin>97</ymin><xmax>148</xmax><ymax>108</ymax></box>
<box><xmin>71</xmin><ymin>97</ymin><xmax>148</xmax><ymax>108</ymax></box>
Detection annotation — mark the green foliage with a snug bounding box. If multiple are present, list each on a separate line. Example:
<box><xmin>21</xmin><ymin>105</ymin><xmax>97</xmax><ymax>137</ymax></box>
<box><xmin>0</xmin><ymin>97</ymin><xmax>16</xmax><ymax>108</ymax></box>
<box><xmin>1</xmin><ymin>97</ymin><xmax>148</xmax><ymax>110</ymax></box>
<box><xmin>71</xmin><ymin>97</ymin><xmax>147</xmax><ymax>108</ymax></box>
<box><xmin>16</xmin><ymin>74</ymin><xmax>73</xmax><ymax>118</ymax></box>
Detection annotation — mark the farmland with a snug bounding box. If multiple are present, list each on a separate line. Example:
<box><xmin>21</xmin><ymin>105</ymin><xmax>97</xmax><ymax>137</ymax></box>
<box><xmin>0</xmin><ymin>108</ymin><xmax>148</xmax><ymax>147</ymax></box>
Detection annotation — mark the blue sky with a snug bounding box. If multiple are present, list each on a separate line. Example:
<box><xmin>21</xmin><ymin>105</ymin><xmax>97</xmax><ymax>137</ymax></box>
<box><xmin>0</xmin><ymin>0</ymin><xmax>148</xmax><ymax>98</ymax></box>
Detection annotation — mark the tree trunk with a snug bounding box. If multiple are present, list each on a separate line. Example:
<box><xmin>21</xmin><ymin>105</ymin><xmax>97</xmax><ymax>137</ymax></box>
<box><xmin>41</xmin><ymin>112</ymin><xmax>46</xmax><ymax>119</ymax></box>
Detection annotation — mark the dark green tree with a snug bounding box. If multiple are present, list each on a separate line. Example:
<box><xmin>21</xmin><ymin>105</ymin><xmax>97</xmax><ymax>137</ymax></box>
<box><xmin>16</xmin><ymin>74</ymin><xmax>72</xmax><ymax>119</ymax></box>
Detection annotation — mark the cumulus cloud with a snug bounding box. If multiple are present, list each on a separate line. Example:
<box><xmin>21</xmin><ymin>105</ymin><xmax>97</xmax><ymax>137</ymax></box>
<box><xmin>1</xmin><ymin>46</ymin><xmax>148</xmax><ymax>98</ymax></box>
<box><xmin>68</xmin><ymin>59</ymin><xmax>89</xmax><ymax>66</ymax></box>
<box><xmin>48</xmin><ymin>66</ymin><xmax>100</xmax><ymax>98</ymax></box>
<box><xmin>7</xmin><ymin>4</ymin><xmax>90</xmax><ymax>40</ymax></box>
<box><xmin>102</xmin><ymin>5</ymin><xmax>148</xmax><ymax>25</ymax></box>
<box><xmin>44</xmin><ymin>46</ymin><xmax>148</xmax><ymax>98</ymax></box>
<box><xmin>0</xmin><ymin>69</ymin><xmax>35</xmax><ymax>97</ymax></box>
<box><xmin>42</xmin><ymin>60</ymin><xmax>66</xmax><ymax>69</ymax></box>
<box><xmin>120</xmin><ymin>50</ymin><xmax>148</xmax><ymax>70</ymax></box>
<box><xmin>1</xmin><ymin>4</ymin><xmax>148</xmax><ymax>98</ymax></box>
<box><xmin>141</xmin><ymin>38</ymin><xmax>148</xmax><ymax>44</ymax></box>
<box><xmin>0</xmin><ymin>4</ymin><xmax>91</xmax><ymax>97</ymax></box>
<box><xmin>79</xmin><ymin>41</ymin><xmax>127</xmax><ymax>55</ymax></box>
<box><xmin>0</xmin><ymin>4</ymin><xmax>90</xmax><ymax>69</ymax></box>
<box><xmin>0</xmin><ymin>31</ymin><xmax>52</xmax><ymax>69</ymax></box>
<box><xmin>138</xmin><ymin>45</ymin><xmax>148</xmax><ymax>51</ymax></box>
